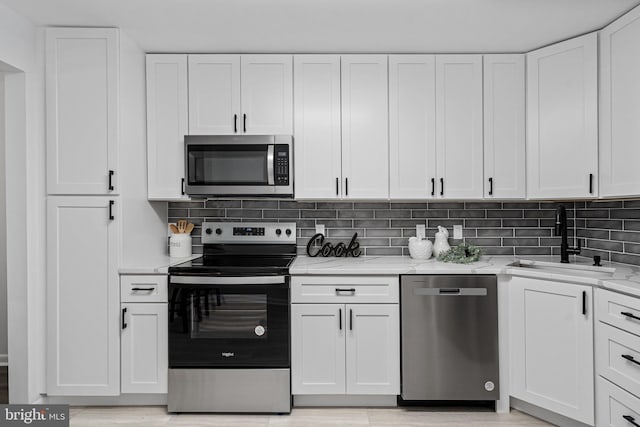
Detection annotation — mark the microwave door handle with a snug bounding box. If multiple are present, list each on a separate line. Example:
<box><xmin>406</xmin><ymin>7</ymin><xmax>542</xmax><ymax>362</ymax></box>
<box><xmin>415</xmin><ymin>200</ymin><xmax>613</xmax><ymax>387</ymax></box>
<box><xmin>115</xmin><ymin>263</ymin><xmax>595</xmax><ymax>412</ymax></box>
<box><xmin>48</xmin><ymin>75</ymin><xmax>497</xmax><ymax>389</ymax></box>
<box><xmin>267</xmin><ymin>145</ymin><xmax>275</xmax><ymax>185</ymax></box>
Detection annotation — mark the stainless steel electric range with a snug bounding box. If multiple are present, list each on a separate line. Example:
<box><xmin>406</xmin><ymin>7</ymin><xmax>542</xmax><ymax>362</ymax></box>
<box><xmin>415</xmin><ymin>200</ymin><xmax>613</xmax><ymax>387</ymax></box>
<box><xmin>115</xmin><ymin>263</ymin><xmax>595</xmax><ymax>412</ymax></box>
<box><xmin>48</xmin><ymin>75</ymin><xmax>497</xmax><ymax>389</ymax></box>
<box><xmin>167</xmin><ymin>221</ymin><xmax>296</xmax><ymax>413</ymax></box>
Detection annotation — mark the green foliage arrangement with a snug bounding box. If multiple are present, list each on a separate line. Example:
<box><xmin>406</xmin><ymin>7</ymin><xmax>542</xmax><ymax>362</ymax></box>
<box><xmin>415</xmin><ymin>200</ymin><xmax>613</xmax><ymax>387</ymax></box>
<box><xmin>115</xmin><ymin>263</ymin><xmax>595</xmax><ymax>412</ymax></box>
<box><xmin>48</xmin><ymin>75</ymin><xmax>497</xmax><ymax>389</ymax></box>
<box><xmin>437</xmin><ymin>243</ymin><xmax>483</xmax><ymax>264</ymax></box>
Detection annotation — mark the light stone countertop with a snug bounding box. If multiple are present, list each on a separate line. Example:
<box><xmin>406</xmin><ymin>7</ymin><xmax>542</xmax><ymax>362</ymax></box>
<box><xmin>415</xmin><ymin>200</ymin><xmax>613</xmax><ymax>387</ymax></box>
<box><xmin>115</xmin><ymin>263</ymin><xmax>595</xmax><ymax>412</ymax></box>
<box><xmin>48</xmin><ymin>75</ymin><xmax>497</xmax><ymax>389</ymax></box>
<box><xmin>290</xmin><ymin>254</ymin><xmax>640</xmax><ymax>298</ymax></box>
<box><xmin>119</xmin><ymin>254</ymin><xmax>202</xmax><ymax>275</ymax></box>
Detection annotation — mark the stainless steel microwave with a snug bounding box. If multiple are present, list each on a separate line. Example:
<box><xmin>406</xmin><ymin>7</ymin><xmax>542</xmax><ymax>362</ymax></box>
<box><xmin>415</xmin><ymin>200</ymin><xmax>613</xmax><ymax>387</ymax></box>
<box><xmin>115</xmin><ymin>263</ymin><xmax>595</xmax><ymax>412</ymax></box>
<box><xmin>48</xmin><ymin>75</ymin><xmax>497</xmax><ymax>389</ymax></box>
<box><xmin>185</xmin><ymin>135</ymin><xmax>293</xmax><ymax>197</ymax></box>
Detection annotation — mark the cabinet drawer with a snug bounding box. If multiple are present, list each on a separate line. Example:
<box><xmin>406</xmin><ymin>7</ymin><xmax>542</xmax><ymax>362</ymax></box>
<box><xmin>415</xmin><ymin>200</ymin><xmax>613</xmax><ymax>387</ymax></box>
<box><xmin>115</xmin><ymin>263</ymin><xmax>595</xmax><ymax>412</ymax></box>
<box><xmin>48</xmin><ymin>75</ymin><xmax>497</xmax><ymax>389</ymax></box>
<box><xmin>291</xmin><ymin>276</ymin><xmax>399</xmax><ymax>304</ymax></box>
<box><xmin>597</xmin><ymin>322</ymin><xmax>640</xmax><ymax>398</ymax></box>
<box><xmin>596</xmin><ymin>376</ymin><xmax>640</xmax><ymax>427</ymax></box>
<box><xmin>597</xmin><ymin>288</ymin><xmax>640</xmax><ymax>337</ymax></box>
<box><xmin>120</xmin><ymin>275</ymin><xmax>168</xmax><ymax>303</ymax></box>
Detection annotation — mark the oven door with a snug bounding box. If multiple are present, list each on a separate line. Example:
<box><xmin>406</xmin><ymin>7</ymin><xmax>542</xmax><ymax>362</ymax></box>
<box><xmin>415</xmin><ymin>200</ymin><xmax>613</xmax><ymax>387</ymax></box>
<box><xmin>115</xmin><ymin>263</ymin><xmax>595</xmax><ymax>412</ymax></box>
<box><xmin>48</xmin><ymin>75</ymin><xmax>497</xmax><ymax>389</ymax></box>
<box><xmin>168</xmin><ymin>275</ymin><xmax>290</xmax><ymax>368</ymax></box>
<box><xmin>185</xmin><ymin>135</ymin><xmax>292</xmax><ymax>196</ymax></box>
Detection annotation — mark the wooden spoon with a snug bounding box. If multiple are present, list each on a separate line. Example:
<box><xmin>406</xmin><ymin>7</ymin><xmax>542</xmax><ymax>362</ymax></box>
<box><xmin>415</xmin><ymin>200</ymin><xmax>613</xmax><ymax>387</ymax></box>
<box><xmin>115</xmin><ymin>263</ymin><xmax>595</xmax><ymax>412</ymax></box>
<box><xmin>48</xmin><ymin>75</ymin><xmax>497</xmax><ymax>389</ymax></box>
<box><xmin>185</xmin><ymin>223</ymin><xmax>195</xmax><ymax>235</ymax></box>
<box><xmin>169</xmin><ymin>224</ymin><xmax>179</xmax><ymax>234</ymax></box>
<box><xmin>177</xmin><ymin>219</ymin><xmax>187</xmax><ymax>233</ymax></box>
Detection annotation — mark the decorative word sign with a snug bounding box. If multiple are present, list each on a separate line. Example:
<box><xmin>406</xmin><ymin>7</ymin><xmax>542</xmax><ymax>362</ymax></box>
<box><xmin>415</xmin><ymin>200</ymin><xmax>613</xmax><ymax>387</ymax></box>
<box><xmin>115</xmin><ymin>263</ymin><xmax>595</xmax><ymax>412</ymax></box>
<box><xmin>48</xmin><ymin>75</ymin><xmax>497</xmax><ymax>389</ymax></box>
<box><xmin>306</xmin><ymin>233</ymin><xmax>362</xmax><ymax>257</ymax></box>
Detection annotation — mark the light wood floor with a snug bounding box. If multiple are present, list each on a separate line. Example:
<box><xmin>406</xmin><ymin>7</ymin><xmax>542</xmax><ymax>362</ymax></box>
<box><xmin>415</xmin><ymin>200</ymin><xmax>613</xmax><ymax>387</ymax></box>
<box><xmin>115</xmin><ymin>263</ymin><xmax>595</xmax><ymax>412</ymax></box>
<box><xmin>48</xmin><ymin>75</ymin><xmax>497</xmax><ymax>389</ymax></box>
<box><xmin>69</xmin><ymin>406</ymin><xmax>553</xmax><ymax>426</ymax></box>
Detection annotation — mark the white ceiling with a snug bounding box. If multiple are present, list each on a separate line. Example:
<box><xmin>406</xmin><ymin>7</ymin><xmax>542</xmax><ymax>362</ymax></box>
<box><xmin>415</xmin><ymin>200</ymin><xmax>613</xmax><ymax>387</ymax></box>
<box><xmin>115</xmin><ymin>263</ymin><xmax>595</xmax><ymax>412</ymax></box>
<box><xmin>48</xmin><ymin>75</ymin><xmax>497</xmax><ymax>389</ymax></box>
<box><xmin>2</xmin><ymin>0</ymin><xmax>640</xmax><ymax>53</ymax></box>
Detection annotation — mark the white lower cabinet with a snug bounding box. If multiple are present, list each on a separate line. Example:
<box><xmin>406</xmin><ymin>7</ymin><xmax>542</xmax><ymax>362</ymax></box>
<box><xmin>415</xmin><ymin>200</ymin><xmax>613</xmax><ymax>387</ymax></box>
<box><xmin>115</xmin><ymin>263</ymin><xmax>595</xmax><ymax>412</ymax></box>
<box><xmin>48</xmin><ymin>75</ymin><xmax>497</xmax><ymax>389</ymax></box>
<box><xmin>120</xmin><ymin>274</ymin><xmax>168</xmax><ymax>394</ymax></box>
<box><xmin>509</xmin><ymin>277</ymin><xmax>594</xmax><ymax>425</ymax></box>
<box><xmin>597</xmin><ymin>376</ymin><xmax>640</xmax><ymax>427</ymax></box>
<box><xmin>291</xmin><ymin>303</ymin><xmax>399</xmax><ymax>395</ymax></box>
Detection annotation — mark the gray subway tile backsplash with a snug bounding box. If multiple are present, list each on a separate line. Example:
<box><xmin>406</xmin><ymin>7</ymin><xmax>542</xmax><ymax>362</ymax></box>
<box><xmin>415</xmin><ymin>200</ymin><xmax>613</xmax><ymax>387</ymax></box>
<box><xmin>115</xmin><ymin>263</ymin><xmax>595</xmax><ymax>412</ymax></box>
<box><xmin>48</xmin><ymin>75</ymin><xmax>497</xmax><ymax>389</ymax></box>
<box><xmin>168</xmin><ymin>198</ymin><xmax>640</xmax><ymax>266</ymax></box>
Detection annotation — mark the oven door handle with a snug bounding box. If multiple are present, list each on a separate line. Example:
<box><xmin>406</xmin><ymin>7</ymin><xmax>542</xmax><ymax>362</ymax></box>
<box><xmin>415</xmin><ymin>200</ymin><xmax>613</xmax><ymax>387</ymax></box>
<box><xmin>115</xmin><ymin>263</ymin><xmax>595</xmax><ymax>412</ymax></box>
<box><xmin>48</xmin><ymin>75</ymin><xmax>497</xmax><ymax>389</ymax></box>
<box><xmin>267</xmin><ymin>145</ymin><xmax>275</xmax><ymax>186</ymax></box>
<box><xmin>171</xmin><ymin>275</ymin><xmax>287</xmax><ymax>285</ymax></box>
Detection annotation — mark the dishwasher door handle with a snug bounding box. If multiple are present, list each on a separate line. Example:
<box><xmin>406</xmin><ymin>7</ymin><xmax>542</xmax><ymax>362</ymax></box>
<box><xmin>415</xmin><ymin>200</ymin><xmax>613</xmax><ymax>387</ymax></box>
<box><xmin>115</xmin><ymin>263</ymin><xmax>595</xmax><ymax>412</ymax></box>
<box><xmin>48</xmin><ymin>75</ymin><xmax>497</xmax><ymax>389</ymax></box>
<box><xmin>414</xmin><ymin>288</ymin><xmax>488</xmax><ymax>296</ymax></box>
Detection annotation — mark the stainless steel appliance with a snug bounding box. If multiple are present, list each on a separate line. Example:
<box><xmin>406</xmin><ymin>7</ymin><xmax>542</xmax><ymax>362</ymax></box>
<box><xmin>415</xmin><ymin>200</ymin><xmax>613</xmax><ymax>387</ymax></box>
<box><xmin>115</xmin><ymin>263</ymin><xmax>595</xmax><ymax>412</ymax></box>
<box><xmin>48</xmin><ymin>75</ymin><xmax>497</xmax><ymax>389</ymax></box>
<box><xmin>400</xmin><ymin>275</ymin><xmax>499</xmax><ymax>401</ymax></box>
<box><xmin>167</xmin><ymin>222</ymin><xmax>296</xmax><ymax>413</ymax></box>
<box><xmin>185</xmin><ymin>135</ymin><xmax>293</xmax><ymax>197</ymax></box>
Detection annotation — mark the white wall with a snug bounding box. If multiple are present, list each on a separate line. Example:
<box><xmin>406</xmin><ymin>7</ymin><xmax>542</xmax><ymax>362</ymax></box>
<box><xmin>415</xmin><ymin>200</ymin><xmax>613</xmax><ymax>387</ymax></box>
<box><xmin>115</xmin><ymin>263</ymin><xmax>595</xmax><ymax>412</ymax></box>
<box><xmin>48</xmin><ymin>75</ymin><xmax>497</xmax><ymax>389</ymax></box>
<box><xmin>0</xmin><ymin>2</ymin><xmax>46</xmax><ymax>403</ymax></box>
<box><xmin>119</xmin><ymin>31</ymin><xmax>168</xmax><ymax>263</ymax></box>
<box><xmin>0</xmin><ymin>73</ymin><xmax>7</xmax><ymax>362</ymax></box>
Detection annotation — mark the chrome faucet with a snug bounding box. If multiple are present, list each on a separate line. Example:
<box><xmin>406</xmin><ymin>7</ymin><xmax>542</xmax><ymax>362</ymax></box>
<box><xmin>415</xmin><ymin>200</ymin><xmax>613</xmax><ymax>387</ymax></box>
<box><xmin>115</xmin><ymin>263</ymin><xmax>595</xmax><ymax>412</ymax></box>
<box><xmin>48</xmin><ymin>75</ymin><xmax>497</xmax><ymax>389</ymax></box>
<box><xmin>554</xmin><ymin>205</ymin><xmax>581</xmax><ymax>263</ymax></box>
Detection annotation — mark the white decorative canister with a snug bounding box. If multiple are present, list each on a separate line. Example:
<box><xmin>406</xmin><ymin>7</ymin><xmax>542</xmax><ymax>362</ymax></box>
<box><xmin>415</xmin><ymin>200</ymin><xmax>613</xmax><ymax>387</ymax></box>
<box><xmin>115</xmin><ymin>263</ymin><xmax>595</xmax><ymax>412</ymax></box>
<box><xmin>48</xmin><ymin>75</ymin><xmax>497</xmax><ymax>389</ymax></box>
<box><xmin>433</xmin><ymin>226</ymin><xmax>451</xmax><ymax>257</ymax></box>
<box><xmin>170</xmin><ymin>233</ymin><xmax>192</xmax><ymax>258</ymax></box>
<box><xmin>408</xmin><ymin>236</ymin><xmax>433</xmax><ymax>260</ymax></box>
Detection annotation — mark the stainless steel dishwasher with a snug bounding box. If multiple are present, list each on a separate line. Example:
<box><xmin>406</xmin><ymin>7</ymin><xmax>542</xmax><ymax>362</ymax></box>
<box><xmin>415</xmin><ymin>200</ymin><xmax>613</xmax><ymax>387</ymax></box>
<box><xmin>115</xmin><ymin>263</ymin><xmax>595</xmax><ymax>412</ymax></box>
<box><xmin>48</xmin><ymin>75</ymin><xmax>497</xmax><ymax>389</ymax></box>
<box><xmin>400</xmin><ymin>275</ymin><xmax>499</xmax><ymax>401</ymax></box>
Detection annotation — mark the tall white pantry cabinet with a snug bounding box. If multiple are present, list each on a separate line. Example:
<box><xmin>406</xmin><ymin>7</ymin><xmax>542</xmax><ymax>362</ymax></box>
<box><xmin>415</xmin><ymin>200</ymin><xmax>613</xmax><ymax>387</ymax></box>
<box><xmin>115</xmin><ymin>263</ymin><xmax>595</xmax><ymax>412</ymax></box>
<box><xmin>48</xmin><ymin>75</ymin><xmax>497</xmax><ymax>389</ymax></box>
<box><xmin>45</xmin><ymin>28</ymin><xmax>121</xmax><ymax>395</ymax></box>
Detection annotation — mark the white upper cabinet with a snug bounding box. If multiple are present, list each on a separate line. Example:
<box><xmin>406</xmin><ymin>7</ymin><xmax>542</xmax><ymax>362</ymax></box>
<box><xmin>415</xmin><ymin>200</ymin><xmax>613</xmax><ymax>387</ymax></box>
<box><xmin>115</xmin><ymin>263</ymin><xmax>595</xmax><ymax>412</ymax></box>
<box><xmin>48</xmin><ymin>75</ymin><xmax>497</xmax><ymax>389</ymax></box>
<box><xmin>46</xmin><ymin>28</ymin><xmax>119</xmax><ymax>195</ymax></box>
<box><xmin>188</xmin><ymin>55</ymin><xmax>292</xmax><ymax>135</ymax></box>
<box><xmin>241</xmin><ymin>55</ymin><xmax>293</xmax><ymax>135</ymax></box>
<box><xmin>294</xmin><ymin>55</ymin><xmax>343</xmax><ymax>199</ymax></box>
<box><xmin>188</xmin><ymin>55</ymin><xmax>240</xmax><ymax>135</ymax></box>
<box><xmin>526</xmin><ymin>33</ymin><xmax>598</xmax><ymax>199</ymax></box>
<box><xmin>389</xmin><ymin>55</ymin><xmax>437</xmax><ymax>199</ymax></box>
<box><xmin>435</xmin><ymin>55</ymin><xmax>484</xmax><ymax>199</ymax></box>
<box><xmin>146</xmin><ymin>54</ymin><xmax>189</xmax><ymax>200</ymax></box>
<box><xmin>483</xmin><ymin>55</ymin><xmax>526</xmax><ymax>199</ymax></box>
<box><xmin>600</xmin><ymin>7</ymin><xmax>640</xmax><ymax>198</ymax></box>
<box><xmin>341</xmin><ymin>55</ymin><xmax>389</xmax><ymax>199</ymax></box>
<box><xmin>47</xmin><ymin>197</ymin><xmax>120</xmax><ymax>396</ymax></box>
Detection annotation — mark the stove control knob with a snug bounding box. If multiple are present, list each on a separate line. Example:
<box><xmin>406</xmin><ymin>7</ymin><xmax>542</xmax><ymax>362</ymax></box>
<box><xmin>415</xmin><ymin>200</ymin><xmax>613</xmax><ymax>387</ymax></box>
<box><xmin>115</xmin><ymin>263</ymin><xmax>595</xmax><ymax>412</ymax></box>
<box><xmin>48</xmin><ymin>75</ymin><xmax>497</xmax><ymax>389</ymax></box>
<box><xmin>215</xmin><ymin>228</ymin><xmax>222</xmax><ymax>235</ymax></box>
<box><xmin>255</xmin><ymin>325</ymin><xmax>265</xmax><ymax>337</ymax></box>
<box><xmin>205</xmin><ymin>228</ymin><xmax>213</xmax><ymax>235</ymax></box>
<box><xmin>285</xmin><ymin>229</ymin><xmax>292</xmax><ymax>236</ymax></box>
<box><xmin>275</xmin><ymin>229</ymin><xmax>282</xmax><ymax>236</ymax></box>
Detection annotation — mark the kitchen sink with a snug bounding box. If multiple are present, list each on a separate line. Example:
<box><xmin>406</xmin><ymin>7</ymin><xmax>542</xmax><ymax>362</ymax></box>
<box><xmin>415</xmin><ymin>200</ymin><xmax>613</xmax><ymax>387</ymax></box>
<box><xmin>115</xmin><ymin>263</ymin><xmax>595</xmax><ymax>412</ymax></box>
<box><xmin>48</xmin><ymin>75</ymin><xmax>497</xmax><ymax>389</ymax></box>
<box><xmin>508</xmin><ymin>259</ymin><xmax>616</xmax><ymax>278</ymax></box>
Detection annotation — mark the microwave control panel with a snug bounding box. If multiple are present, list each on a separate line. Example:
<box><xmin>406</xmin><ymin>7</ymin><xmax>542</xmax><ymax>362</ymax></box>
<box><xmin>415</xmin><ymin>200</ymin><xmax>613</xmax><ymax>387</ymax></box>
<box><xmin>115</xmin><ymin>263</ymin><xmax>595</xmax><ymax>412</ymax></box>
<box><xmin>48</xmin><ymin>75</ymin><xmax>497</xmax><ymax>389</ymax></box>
<box><xmin>274</xmin><ymin>145</ymin><xmax>290</xmax><ymax>186</ymax></box>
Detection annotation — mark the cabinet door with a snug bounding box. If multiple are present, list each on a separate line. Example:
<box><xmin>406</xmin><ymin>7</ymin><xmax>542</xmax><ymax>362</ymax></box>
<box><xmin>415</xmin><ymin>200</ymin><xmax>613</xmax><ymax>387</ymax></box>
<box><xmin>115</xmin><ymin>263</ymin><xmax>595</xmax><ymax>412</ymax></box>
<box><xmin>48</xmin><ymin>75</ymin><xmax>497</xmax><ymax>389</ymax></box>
<box><xmin>346</xmin><ymin>304</ymin><xmax>400</xmax><ymax>395</ymax></box>
<box><xmin>291</xmin><ymin>304</ymin><xmax>345</xmax><ymax>394</ymax></box>
<box><xmin>241</xmin><ymin>55</ymin><xmax>293</xmax><ymax>135</ymax></box>
<box><xmin>483</xmin><ymin>55</ymin><xmax>526</xmax><ymax>199</ymax></box>
<box><xmin>146</xmin><ymin>54</ymin><xmax>189</xmax><ymax>200</ymax></box>
<box><xmin>435</xmin><ymin>55</ymin><xmax>484</xmax><ymax>199</ymax></box>
<box><xmin>188</xmin><ymin>55</ymin><xmax>240</xmax><ymax>135</ymax></box>
<box><xmin>121</xmin><ymin>303</ymin><xmax>168</xmax><ymax>394</ymax></box>
<box><xmin>293</xmin><ymin>55</ymin><xmax>342</xmax><ymax>199</ymax></box>
<box><xmin>526</xmin><ymin>33</ymin><xmax>598</xmax><ymax>199</ymax></box>
<box><xmin>600</xmin><ymin>8</ymin><xmax>640</xmax><ymax>198</ymax></box>
<box><xmin>341</xmin><ymin>55</ymin><xmax>389</xmax><ymax>199</ymax></box>
<box><xmin>46</xmin><ymin>197</ymin><xmax>119</xmax><ymax>396</ymax></box>
<box><xmin>509</xmin><ymin>277</ymin><xmax>594</xmax><ymax>425</ymax></box>
<box><xmin>389</xmin><ymin>55</ymin><xmax>437</xmax><ymax>199</ymax></box>
<box><xmin>46</xmin><ymin>28</ymin><xmax>119</xmax><ymax>195</ymax></box>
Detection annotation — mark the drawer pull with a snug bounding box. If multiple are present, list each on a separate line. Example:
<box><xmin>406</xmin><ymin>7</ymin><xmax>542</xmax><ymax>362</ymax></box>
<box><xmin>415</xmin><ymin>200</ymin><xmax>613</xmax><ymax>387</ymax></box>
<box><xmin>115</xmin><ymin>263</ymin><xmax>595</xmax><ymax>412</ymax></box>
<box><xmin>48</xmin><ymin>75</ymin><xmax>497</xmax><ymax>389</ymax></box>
<box><xmin>622</xmin><ymin>311</ymin><xmax>640</xmax><ymax>321</ymax></box>
<box><xmin>339</xmin><ymin>308</ymin><xmax>342</xmax><ymax>330</ymax></box>
<box><xmin>622</xmin><ymin>354</ymin><xmax>640</xmax><ymax>367</ymax></box>
<box><xmin>131</xmin><ymin>287</ymin><xmax>155</xmax><ymax>291</ymax></box>
<box><xmin>335</xmin><ymin>288</ymin><xmax>356</xmax><ymax>295</ymax></box>
<box><xmin>624</xmin><ymin>415</ymin><xmax>640</xmax><ymax>427</ymax></box>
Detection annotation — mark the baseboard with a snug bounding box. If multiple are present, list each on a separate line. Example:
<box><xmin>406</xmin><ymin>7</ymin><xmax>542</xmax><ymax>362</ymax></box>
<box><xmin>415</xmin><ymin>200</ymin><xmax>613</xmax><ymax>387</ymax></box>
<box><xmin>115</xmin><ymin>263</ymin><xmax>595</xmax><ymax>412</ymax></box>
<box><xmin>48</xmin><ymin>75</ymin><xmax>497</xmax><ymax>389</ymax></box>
<box><xmin>42</xmin><ymin>394</ymin><xmax>167</xmax><ymax>406</ymax></box>
<box><xmin>0</xmin><ymin>354</ymin><xmax>7</xmax><ymax>366</ymax></box>
<box><xmin>294</xmin><ymin>395</ymin><xmax>397</xmax><ymax>407</ymax></box>
<box><xmin>510</xmin><ymin>397</ymin><xmax>591</xmax><ymax>427</ymax></box>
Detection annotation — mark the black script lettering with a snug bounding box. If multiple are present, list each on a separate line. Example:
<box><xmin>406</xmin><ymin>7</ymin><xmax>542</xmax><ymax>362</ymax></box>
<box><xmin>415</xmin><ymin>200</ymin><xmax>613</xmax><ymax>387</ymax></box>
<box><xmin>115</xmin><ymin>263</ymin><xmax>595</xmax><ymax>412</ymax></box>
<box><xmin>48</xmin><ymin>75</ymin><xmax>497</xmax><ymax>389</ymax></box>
<box><xmin>305</xmin><ymin>233</ymin><xmax>361</xmax><ymax>258</ymax></box>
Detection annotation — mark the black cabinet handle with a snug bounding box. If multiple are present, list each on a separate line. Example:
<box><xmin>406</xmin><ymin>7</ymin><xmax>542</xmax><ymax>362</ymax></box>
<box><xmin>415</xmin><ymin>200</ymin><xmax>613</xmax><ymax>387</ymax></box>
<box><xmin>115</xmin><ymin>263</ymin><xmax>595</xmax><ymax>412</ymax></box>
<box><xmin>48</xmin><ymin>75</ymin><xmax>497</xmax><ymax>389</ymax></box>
<box><xmin>624</xmin><ymin>415</ymin><xmax>640</xmax><ymax>427</ymax></box>
<box><xmin>335</xmin><ymin>288</ymin><xmax>356</xmax><ymax>295</ymax></box>
<box><xmin>440</xmin><ymin>178</ymin><xmax>444</xmax><ymax>196</ymax></box>
<box><xmin>349</xmin><ymin>309</ymin><xmax>353</xmax><ymax>331</ymax></box>
<box><xmin>582</xmin><ymin>291</ymin><xmax>587</xmax><ymax>316</ymax></box>
<box><xmin>489</xmin><ymin>177</ymin><xmax>493</xmax><ymax>196</ymax></box>
<box><xmin>234</xmin><ymin>114</ymin><xmax>237</xmax><ymax>133</ymax></box>
<box><xmin>108</xmin><ymin>170</ymin><xmax>114</xmax><ymax>191</ymax></box>
<box><xmin>622</xmin><ymin>311</ymin><xmax>640</xmax><ymax>321</ymax></box>
<box><xmin>431</xmin><ymin>178</ymin><xmax>435</xmax><ymax>196</ymax></box>
<box><xmin>336</xmin><ymin>177</ymin><xmax>339</xmax><ymax>196</ymax></box>
<box><xmin>131</xmin><ymin>287</ymin><xmax>155</xmax><ymax>291</ymax></box>
<box><xmin>345</xmin><ymin>178</ymin><xmax>349</xmax><ymax>196</ymax></box>
<box><xmin>339</xmin><ymin>308</ymin><xmax>342</xmax><ymax>330</ymax></box>
<box><xmin>243</xmin><ymin>113</ymin><xmax>247</xmax><ymax>133</ymax></box>
<box><xmin>181</xmin><ymin>178</ymin><xmax>185</xmax><ymax>195</ymax></box>
<box><xmin>122</xmin><ymin>307</ymin><xmax>127</xmax><ymax>329</ymax></box>
<box><xmin>622</xmin><ymin>354</ymin><xmax>640</xmax><ymax>367</ymax></box>
<box><xmin>109</xmin><ymin>200</ymin><xmax>115</xmax><ymax>221</ymax></box>
<box><xmin>589</xmin><ymin>173</ymin><xmax>594</xmax><ymax>194</ymax></box>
